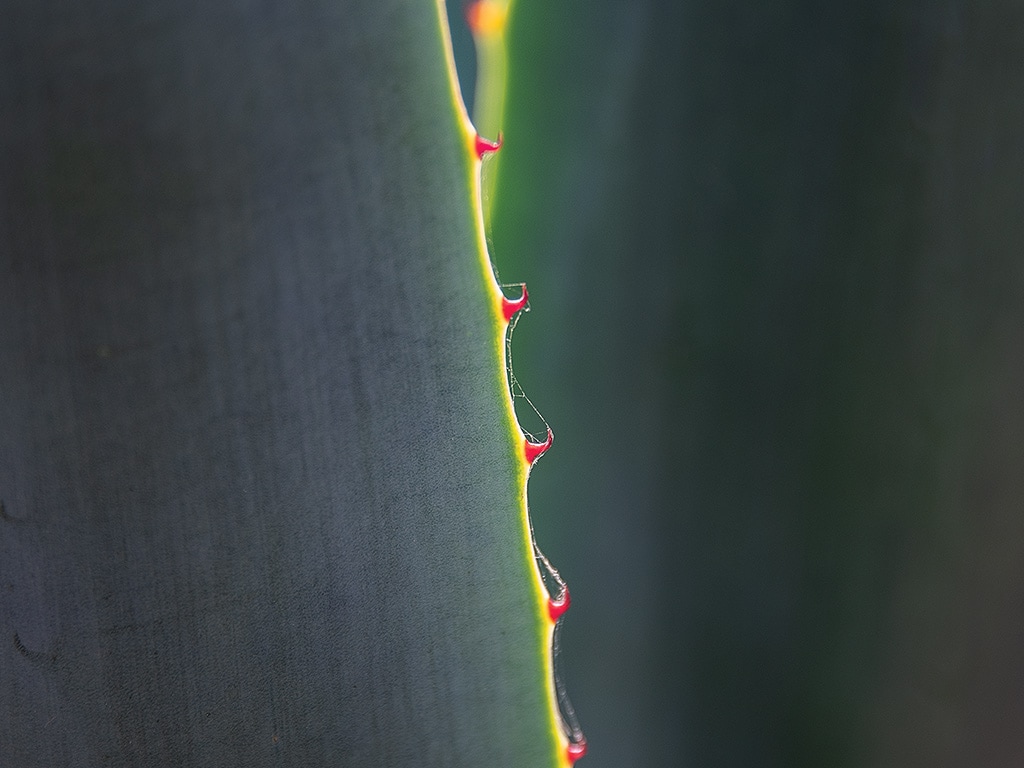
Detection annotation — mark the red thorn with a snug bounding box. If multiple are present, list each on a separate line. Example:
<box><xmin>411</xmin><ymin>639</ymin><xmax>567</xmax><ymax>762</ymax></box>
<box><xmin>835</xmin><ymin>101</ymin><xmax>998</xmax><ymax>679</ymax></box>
<box><xmin>501</xmin><ymin>284</ymin><xmax>529</xmax><ymax>322</ymax></box>
<box><xmin>465</xmin><ymin>0</ymin><xmax>484</xmax><ymax>30</ymax></box>
<box><xmin>548</xmin><ymin>586</ymin><xmax>571</xmax><ymax>622</ymax></box>
<box><xmin>567</xmin><ymin>739</ymin><xmax>588</xmax><ymax>764</ymax></box>
<box><xmin>474</xmin><ymin>131</ymin><xmax>503</xmax><ymax>159</ymax></box>
<box><xmin>523</xmin><ymin>427</ymin><xmax>553</xmax><ymax>465</ymax></box>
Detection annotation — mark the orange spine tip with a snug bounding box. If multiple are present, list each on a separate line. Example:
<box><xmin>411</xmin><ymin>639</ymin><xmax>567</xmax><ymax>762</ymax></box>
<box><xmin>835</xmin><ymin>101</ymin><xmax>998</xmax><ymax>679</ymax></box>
<box><xmin>567</xmin><ymin>739</ymin><xmax>588</xmax><ymax>764</ymax></box>
<box><xmin>524</xmin><ymin>426</ymin><xmax>553</xmax><ymax>465</ymax></box>
<box><xmin>466</xmin><ymin>0</ymin><xmax>507</xmax><ymax>37</ymax></box>
<box><xmin>548</xmin><ymin>586</ymin><xmax>570</xmax><ymax>622</ymax></box>
<box><xmin>474</xmin><ymin>131</ymin><xmax>503</xmax><ymax>159</ymax></box>
<box><xmin>501</xmin><ymin>284</ymin><xmax>529</xmax><ymax>322</ymax></box>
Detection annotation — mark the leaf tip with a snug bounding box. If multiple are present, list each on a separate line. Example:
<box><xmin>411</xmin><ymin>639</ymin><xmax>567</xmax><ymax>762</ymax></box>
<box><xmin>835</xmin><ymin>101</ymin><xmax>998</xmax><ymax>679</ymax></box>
<box><xmin>466</xmin><ymin>0</ymin><xmax>508</xmax><ymax>37</ymax></box>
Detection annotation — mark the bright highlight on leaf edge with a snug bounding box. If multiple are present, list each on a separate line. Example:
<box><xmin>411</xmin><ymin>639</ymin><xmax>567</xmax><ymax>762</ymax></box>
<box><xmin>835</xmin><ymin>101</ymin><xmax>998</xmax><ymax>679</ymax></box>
<box><xmin>437</xmin><ymin>1</ymin><xmax>586</xmax><ymax>765</ymax></box>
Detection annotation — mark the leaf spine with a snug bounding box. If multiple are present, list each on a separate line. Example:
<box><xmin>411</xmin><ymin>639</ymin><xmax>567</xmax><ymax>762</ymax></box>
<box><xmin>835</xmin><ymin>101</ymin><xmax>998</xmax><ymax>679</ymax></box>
<box><xmin>474</xmin><ymin>130</ymin><xmax>503</xmax><ymax>159</ymax></box>
<box><xmin>501</xmin><ymin>283</ymin><xmax>529</xmax><ymax>322</ymax></box>
<box><xmin>524</xmin><ymin>426</ymin><xmax>554</xmax><ymax>465</ymax></box>
<box><xmin>548</xmin><ymin>586</ymin><xmax>570</xmax><ymax>622</ymax></box>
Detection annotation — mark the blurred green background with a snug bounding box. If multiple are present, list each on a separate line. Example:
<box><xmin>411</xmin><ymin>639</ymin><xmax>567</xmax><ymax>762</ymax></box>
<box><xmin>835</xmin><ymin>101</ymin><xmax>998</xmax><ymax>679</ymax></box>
<box><xmin>452</xmin><ymin>2</ymin><xmax>1024</xmax><ymax>766</ymax></box>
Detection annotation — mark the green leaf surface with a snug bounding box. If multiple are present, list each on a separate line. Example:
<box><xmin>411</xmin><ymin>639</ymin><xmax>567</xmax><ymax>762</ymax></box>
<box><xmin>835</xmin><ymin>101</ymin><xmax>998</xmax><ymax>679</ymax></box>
<box><xmin>0</xmin><ymin>2</ymin><xmax>559</xmax><ymax>765</ymax></box>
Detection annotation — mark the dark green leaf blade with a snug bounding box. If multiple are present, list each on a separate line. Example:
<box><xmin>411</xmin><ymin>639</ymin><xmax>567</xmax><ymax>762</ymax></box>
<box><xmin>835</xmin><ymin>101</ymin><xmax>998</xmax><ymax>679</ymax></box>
<box><xmin>0</xmin><ymin>1</ymin><xmax>557</xmax><ymax>765</ymax></box>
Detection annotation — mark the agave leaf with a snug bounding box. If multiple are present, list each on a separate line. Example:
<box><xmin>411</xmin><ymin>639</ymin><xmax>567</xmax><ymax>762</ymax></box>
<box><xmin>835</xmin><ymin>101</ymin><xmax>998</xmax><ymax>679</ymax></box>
<box><xmin>0</xmin><ymin>1</ymin><xmax>563</xmax><ymax>765</ymax></box>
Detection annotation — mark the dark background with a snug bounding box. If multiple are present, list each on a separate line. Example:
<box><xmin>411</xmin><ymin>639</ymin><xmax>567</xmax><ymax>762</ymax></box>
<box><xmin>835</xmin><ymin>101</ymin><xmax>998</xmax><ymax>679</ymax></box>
<box><xmin>454</xmin><ymin>2</ymin><xmax>1024</xmax><ymax>766</ymax></box>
